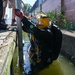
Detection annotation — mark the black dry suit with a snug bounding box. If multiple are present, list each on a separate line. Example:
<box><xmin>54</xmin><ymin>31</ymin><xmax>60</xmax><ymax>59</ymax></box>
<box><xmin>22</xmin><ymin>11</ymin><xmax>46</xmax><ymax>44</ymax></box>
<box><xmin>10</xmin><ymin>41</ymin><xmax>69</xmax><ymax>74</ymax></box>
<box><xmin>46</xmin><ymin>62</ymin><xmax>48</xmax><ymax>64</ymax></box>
<box><xmin>21</xmin><ymin>16</ymin><xmax>62</xmax><ymax>64</ymax></box>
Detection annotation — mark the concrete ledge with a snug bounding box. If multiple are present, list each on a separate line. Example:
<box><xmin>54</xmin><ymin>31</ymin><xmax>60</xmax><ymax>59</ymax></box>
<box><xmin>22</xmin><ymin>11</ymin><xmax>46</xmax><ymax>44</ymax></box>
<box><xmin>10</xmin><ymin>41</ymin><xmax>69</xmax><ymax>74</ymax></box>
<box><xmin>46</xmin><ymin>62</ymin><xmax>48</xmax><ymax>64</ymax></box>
<box><xmin>0</xmin><ymin>31</ymin><xmax>16</xmax><ymax>75</ymax></box>
<box><xmin>61</xmin><ymin>30</ymin><xmax>75</xmax><ymax>64</ymax></box>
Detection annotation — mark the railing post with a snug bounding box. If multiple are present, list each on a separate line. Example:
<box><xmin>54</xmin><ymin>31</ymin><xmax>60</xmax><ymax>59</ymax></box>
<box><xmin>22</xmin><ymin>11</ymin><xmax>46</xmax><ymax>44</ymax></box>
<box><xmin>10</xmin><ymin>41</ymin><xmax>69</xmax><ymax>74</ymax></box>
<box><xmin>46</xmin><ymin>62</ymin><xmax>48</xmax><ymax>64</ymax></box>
<box><xmin>15</xmin><ymin>0</ymin><xmax>24</xmax><ymax>73</ymax></box>
<box><xmin>40</xmin><ymin>4</ymin><xmax>42</xmax><ymax>12</ymax></box>
<box><xmin>17</xmin><ymin>17</ymin><xmax>24</xmax><ymax>68</ymax></box>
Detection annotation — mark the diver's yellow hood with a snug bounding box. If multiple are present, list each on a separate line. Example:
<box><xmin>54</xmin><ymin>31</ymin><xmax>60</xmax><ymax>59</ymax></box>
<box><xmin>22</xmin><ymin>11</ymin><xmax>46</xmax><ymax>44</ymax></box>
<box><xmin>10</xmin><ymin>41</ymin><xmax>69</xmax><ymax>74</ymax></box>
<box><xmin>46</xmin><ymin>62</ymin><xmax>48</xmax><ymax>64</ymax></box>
<box><xmin>36</xmin><ymin>12</ymin><xmax>50</xmax><ymax>29</ymax></box>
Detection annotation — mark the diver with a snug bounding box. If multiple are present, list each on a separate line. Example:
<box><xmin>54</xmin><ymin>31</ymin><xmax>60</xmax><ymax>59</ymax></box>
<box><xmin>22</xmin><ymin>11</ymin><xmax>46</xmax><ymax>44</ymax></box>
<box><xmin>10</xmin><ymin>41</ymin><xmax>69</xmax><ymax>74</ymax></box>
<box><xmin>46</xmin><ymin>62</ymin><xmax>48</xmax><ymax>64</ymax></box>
<box><xmin>15</xmin><ymin>9</ymin><xmax>62</xmax><ymax>75</ymax></box>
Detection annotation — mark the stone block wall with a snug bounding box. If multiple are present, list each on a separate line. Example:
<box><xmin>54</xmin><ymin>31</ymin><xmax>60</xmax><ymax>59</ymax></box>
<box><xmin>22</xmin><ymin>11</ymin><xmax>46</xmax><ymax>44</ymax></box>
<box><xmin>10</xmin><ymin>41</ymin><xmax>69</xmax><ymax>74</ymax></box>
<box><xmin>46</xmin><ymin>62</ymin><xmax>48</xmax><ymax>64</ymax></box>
<box><xmin>61</xmin><ymin>30</ymin><xmax>75</xmax><ymax>64</ymax></box>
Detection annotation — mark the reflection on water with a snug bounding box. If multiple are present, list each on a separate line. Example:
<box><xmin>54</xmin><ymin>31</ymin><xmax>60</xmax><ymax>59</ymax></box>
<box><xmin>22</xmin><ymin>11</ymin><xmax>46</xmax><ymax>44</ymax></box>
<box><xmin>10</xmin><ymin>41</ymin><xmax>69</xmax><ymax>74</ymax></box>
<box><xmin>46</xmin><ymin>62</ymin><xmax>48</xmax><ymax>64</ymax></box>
<box><xmin>38</xmin><ymin>54</ymin><xmax>75</xmax><ymax>75</ymax></box>
<box><xmin>58</xmin><ymin>55</ymin><xmax>75</xmax><ymax>75</ymax></box>
<box><xmin>13</xmin><ymin>47</ymin><xmax>22</xmax><ymax>75</ymax></box>
<box><xmin>13</xmin><ymin>32</ymin><xmax>75</xmax><ymax>75</ymax></box>
<box><xmin>38</xmin><ymin>60</ymin><xmax>63</xmax><ymax>75</ymax></box>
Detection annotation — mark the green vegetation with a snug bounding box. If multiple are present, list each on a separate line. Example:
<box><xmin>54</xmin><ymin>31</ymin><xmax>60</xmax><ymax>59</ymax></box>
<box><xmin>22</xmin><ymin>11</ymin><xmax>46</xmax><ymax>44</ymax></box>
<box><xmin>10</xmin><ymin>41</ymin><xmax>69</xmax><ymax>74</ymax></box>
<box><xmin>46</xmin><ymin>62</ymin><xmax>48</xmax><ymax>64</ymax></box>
<box><xmin>47</xmin><ymin>11</ymin><xmax>75</xmax><ymax>30</ymax></box>
<box><xmin>22</xmin><ymin>31</ymin><xmax>29</xmax><ymax>41</ymax></box>
<box><xmin>21</xmin><ymin>3</ymin><xmax>32</xmax><ymax>15</ymax></box>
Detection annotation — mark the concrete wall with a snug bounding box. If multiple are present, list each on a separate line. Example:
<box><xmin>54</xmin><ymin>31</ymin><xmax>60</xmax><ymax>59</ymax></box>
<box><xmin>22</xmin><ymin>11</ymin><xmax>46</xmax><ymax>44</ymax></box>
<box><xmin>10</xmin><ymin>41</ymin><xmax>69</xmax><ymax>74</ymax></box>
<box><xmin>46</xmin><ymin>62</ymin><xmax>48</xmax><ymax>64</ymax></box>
<box><xmin>42</xmin><ymin>0</ymin><xmax>61</xmax><ymax>13</ymax></box>
<box><xmin>61</xmin><ymin>30</ymin><xmax>75</xmax><ymax>64</ymax></box>
<box><xmin>63</xmin><ymin>0</ymin><xmax>75</xmax><ymax>23</ymax></box>
<box><xmin>0</xmin><ymin>32</ymin><xmax>16</xmax><ymax>75</ymax></box>
<box><xmin>41</xmin><ymin>0</ymin><xmax>75</xmax><ymax>23</ymax></box>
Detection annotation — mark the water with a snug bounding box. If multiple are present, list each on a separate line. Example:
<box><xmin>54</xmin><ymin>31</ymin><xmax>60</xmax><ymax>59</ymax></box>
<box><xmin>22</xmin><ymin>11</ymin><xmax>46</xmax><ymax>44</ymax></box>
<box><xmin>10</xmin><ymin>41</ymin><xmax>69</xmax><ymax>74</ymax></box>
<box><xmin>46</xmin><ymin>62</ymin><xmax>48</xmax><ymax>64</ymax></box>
<box><xmin>58</xmin><ymin>55</ymin><xmax>75</xmax><ymax>75</ymax></box>
<box><xmin>13</xmin><ymin>32</ymin><xmax>75</xmax><ymax>75</ymax></box>
<box><xmin>13</xmin><ymin>49</ymin><xmax>75</xmax><ymax>75</ymax></box>
<box><xmin>37</xmin><ymin>55</ymin><xmax>75</xmax><ymax>75</ymax></box>
<box><xmin>23</xmin><ymin>51</ymin><xmax>32</xmax><ymax>74</ymax></box>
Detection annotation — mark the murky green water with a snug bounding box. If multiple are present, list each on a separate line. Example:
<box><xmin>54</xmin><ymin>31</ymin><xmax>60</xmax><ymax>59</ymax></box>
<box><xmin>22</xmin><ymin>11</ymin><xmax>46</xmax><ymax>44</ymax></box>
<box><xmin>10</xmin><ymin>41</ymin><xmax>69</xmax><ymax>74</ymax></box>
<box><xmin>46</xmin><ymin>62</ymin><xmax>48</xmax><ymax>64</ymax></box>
<box><xmin>13</xmin><ymin>32</ymin><xmax>75</xmax><ymax>75</ymax></box>
<box><xmin>58</xmin><ymin>55</ymin><xmax>75</xmax><ymax>75</ymax></box>
<box><xmin>13</xmin><ymin>48</ymin><xmax>21</xmax><ymax>75</ymax></box>
<box><xmin>37</xmin><ymin>55</ymin><xmax>75</xmax><ymax>75</ymax></box>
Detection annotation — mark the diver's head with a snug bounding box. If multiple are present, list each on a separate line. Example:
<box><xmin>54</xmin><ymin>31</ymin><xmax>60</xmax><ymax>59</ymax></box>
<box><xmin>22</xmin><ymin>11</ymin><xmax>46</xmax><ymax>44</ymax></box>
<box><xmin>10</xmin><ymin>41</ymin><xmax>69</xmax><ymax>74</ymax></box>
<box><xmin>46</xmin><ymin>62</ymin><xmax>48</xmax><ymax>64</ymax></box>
<box><xmin>36</xmin><ymin>13</ymin><xmax>50</xmax><ymax>29</ymax></box>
